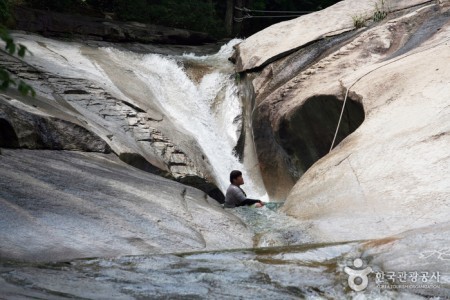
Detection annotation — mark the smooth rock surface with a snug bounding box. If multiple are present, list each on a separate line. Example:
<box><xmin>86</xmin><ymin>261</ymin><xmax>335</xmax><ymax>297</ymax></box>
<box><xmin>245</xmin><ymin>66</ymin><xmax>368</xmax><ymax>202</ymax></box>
<box><xmin>277</xmin><ymin>5</ymin><xmax>450</xmax><ymax>241</ymax></box>
<box><xmin>239</xmin><ymin>3</ymin><xmax>450</xmax><ymax>200</ymax></box>
<box><xmin>363</xmin><ymin>222</ymin><xmax>450</xmax><ymax>278</ymax></box>
<box><xmin>240</xmin><ymin>2</ymin><xmax>450</xmax><ymax>200</ymax></box>
<box><xmin>0</xmin><ymin>149</ymin><xmax>252</xmax><ymax>262</ymax></box>
<box><xmin>0</xmin><ymin>243</ymin><xmax>358</xmax><ymax>299</ymax></box>
<box><xmin>360</xmin><ymin>222</ymin><xmax>450</xmax><ymax>298</ymax></box>
<box><xmin>233</xmin><ymin>0</ymin><xmax>433</xmax><ymax>72</ymax></box>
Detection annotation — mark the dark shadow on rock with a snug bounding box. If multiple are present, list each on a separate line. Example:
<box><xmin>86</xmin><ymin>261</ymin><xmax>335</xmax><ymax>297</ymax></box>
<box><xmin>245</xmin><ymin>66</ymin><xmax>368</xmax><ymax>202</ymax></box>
<box><xmin>0</xmin><ymin>119</ymin><xmax>20</xmax><ymax>148</ymax></box>
<box><xmin>277</xmin><ymin>95</ymin><xmax>365</xmax><ymax>173</ymax></box>
<box><xmin>178</xmin><ymin>175</ymin><xmax>225</xmax><ymax>204</ymax></box>
<box><xmin>232</xmin><ymin>118</ymin><xmax>246</xmax><ymax>162</ymax></box>
<box><xmin>0</xmin><ymin>99</ymin><xmax>111</xmax><ymax>152</ymax></box>
<box><xmin>119</xmin><ymin>153</ymin><xmax>225</xmax><ymax>203</ymax></box>
<box><xmin>119</xmin><ymin>152</ymin><xmax>167</xmax><ymax>176</ymax></box>
<box><xmin>385</xmin><ymin>7</ymin><xmax>450</xmax><ymax>61</ymax></box>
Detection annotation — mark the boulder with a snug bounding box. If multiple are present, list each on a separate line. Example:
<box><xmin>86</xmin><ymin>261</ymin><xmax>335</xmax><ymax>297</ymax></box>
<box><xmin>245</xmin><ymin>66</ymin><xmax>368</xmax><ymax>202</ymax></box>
<box><xmin>242</xmin><ymin>1</ymin><xmax>450</xmax><ymax>201</ymax></box>
<box><xmin>0</xmin><ymin>149</ymin><xmax>252</xmax><ymax>262</ymax></box>
<box><xmin>278</xmin><ymin>5</ymin><xmax>450</xmax><ymax>241</ymax></box>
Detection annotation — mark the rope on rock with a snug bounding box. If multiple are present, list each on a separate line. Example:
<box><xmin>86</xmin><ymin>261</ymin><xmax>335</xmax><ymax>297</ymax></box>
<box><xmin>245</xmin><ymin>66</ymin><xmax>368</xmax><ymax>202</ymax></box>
<box><xmin>234</xmin><ymin>15</ymin><xmax>308</xmax><ymax>22</ymax></box>
<box><xmin>235</xmin><ymin>7</ymin><xmax>314</xmax><ymax>14</ymax></box>
<box><xmin>329</xmin><ymin>85</ymin><xmax>350</xmax><ymax>153</ymax></box>
<box><xmin>234</xmin><ymin>6</ymin><xmax>314</xmax><ymax>22</ymax></box>
<box><xmin>329</xmin><ymin>36</ymin><xmax>450</xmax><ymax>153</ymax></box>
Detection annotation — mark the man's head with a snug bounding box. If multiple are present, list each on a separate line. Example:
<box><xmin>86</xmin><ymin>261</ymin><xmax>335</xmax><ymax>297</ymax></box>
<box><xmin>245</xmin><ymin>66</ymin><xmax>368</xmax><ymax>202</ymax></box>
<box><xmin>230</xmin><ymin>170</ymin><xmax>244</xmax><ymax>186</ymax></box>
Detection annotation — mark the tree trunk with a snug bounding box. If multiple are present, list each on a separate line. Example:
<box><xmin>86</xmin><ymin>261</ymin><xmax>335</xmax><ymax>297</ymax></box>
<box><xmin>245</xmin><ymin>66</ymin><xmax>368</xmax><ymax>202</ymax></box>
<box><xmin>234</xmin><ymin>0</ymin><xmax>244</xmax><ymax>36</ymax></box>
<box><xmin>225</xmin><ymin>0</ymin><xmax>234</xmax><ymax>36</ymax></box>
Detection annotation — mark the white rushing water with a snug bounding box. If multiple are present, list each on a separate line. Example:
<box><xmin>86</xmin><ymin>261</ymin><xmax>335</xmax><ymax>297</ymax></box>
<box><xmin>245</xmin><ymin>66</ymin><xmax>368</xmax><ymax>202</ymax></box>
<box><xmin>99</xmin><ymin>40</ymin><xmax>267</xmax><ymax>197</ymax></box>
<box><xmin>16</xmin><ymin>33</ymin><xmax>267</xmax><ymax>199</ymax></box>
<box><xmin>115</xmin><ymin>42</ymin><xmax>265</xmax><ymax>196</ymax></box>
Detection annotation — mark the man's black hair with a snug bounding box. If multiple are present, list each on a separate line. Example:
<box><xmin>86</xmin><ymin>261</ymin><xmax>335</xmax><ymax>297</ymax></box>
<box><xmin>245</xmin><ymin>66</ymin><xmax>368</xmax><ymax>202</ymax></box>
<box><xmin>230</xmin><ymin>170</ymin><xmax>242</xmax><ymax>183</ymax></box>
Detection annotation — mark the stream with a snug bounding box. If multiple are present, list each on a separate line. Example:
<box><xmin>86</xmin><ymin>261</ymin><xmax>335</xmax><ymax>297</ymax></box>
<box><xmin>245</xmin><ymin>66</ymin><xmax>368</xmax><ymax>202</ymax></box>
<box><xmin>0</xmin><ymin>238</ymin><xmax>425</xmax><ymax>299</ymax></box>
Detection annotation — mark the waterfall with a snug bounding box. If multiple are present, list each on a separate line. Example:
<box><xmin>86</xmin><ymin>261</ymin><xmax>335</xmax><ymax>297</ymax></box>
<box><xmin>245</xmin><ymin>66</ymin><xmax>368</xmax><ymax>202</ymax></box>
<box><xmin>101</xmin><ymin>40</ymin><xmax>267</xmax><ymax>198</ymax></box>
<box><xmin>17</xmin><ymin>33</ymin><xmax>267</xmax><ymax>200</ymax></box>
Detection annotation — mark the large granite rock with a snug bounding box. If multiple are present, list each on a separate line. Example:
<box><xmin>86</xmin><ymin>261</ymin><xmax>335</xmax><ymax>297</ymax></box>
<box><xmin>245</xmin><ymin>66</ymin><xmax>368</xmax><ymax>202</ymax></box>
<box><xmin>233</xmin><ymin>1</ymin><xmax>450</xmax><ymax>201</ymax></box>
<box><xmin>0</xmin><ymin>149</ymin><xmax>252</xmax><ymax>262</ymax></box>
<box><xmin>251</xmin><ymin>2</ymin><xmax>449</xmax><ymax>242</ymax></box>
<box><xmin>279</xmin><ymin>8</ymin><xmax>450</xmax><ymax>241</ymax></box>
<box><xmin>363</xmin><ymin>222</ymin><xmax>450</xmax><ymax>283</ymax></box>
<box><xmin>237</xmin><ymin>1</ymin><xmax>450</xmax><ymax>201</ymax></box>
<box><xmin>233</xmin><ymin>0</ymin><xmax>433</xmax><ymax>72</ymax></box>
<box><xmin>231</xmin><ymin>0</ymin><xmax>449</xmax><ymax>243</ymax></box>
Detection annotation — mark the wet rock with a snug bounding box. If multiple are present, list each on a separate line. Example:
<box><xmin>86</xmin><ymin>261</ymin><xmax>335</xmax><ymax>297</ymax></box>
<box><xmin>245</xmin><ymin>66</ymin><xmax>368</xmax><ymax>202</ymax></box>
<box><xmin>359</xmin><ymin>222</ymin><xmax>450</xmax><ymax>298</ymax></box>
<box><xmin>0</xmin><ymin>242</ymin><xmax>359</xmax><ymax>299</ymax></box>
<box><xmin>227</xmin><ymin>204</ymin><xmax>315</xmax><ymax>248</ymax></box>
<box><xmin>0</xmin><ymin>149</ymin><xmax>252</xmax><ymax>262</ymax></box>
<box><xmin>2</xmin><ymin>232</ymin><xmax>447</xmax><ymax>298</ymax></box>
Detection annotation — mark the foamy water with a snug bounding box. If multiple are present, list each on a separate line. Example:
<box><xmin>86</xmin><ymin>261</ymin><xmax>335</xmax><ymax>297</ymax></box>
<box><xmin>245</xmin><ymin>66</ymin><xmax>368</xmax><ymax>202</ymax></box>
<box><xmin>16</xmin><ymin>33</ymin><xmax>266</xmax><ymax>198</ymax></box>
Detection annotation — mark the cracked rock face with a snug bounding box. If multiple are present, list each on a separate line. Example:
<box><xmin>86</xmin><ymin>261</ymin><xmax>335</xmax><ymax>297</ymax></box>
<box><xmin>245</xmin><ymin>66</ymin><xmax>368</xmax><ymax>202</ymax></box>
<box><xmin>233</xmin><ymin>0</ymin><xmax>450</xmax><ymax>240</ymax></box>
<box><xmin>0</xmin><ymin>96</ymin><xmax>110</xmax><ymax>152</ymax></box>
<box><xmin>0</xmin><ymin>36</ymin><xmax>223</xmax><ymax>201</ymax></box>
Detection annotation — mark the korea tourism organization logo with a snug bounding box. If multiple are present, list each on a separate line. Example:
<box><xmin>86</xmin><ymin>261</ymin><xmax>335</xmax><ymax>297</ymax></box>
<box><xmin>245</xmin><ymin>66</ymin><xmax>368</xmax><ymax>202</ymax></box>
<box><xmin>344</xmin><ymin>258</ymin><xmax>373</xmax><ymax>291</ymax></box>
<box><xmin>344</xmin><ymin>258</ymin><xmax>442</xmax><ymax>292</ymax></box>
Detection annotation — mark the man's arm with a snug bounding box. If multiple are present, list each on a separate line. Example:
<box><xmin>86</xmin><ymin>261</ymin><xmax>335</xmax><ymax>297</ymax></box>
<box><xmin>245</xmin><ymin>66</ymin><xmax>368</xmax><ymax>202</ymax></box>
<box><xmin>235</xmin><ymin>188</ymin><xmax>263</xmax><ymax>207</ymax></box>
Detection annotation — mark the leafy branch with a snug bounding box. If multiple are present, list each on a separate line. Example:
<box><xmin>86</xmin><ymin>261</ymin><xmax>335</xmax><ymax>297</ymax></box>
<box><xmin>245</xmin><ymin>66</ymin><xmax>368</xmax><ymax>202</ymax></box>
<box><xmin>0</xmin><ymin>26</ymin><xmax>35</xmax><ymax>96</ymax></box>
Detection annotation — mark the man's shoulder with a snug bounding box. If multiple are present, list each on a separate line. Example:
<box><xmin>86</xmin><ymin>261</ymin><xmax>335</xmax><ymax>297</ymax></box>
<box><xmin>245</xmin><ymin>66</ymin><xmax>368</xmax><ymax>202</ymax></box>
<box><xmin>226</xmin><ymin>184</ymin><xmax>240</xmax><ymax>193</ymax></box>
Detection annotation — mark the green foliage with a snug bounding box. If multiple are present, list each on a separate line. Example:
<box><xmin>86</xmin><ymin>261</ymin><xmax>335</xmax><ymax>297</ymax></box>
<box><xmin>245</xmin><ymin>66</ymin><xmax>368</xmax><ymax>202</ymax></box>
<box><xmin>24</xmin><ymin>0</ymin><xmax>87</xmax><ymax>12</ymax></box>
<box><xmin>352</xmin><ymin>14</ymin><xmax>366</xmax><ymax>29</ymax></box>
<box><xmin>19</xmin><ymin>0</ymin><xmax>343</xmax><ymax>37</ymax></box>
<box><xmin>1</xmin><ymin>28</ymin><xmax>26</xmax><ymax>55</ymax></box>
<box><xmin>84</xmin><ymin>0</ymin><xmax>113</xmax><ymax>12</ymax></box>
<box><xmin>0</xmin><ymin>0</ymin><xmax>11</xmax><ymax>24</ymax></box>
<box><xmin>373</xmin><ymin>0</ymin><xmax>388</xmax><ymax>22</ymax></box>
<box><xmin>0</xmin><ymin>26</ymin><xmax>35</xmax><ymax>96</ymax></box>
<box><xmin>113</xmin><ymin>0</ymin><xmax>225</xmax><ymax>37</ymax></box>
<box><xmin>234</xmin><ymin>72</ymin><xmax>241</xmax><ymax>83</ymax></box>
<box><xmin>351</xmin><ymin>0</ymin><xmax>387</xmax><ymax>30</ymax></box>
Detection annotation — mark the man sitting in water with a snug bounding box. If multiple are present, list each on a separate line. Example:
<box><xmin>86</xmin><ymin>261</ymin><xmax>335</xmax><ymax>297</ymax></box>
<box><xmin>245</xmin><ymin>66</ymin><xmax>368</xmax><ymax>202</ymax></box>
<box><xmin>224</xmin><ymin>170</ymin><xmax>265</xmax><ymax>208</ymax></box>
